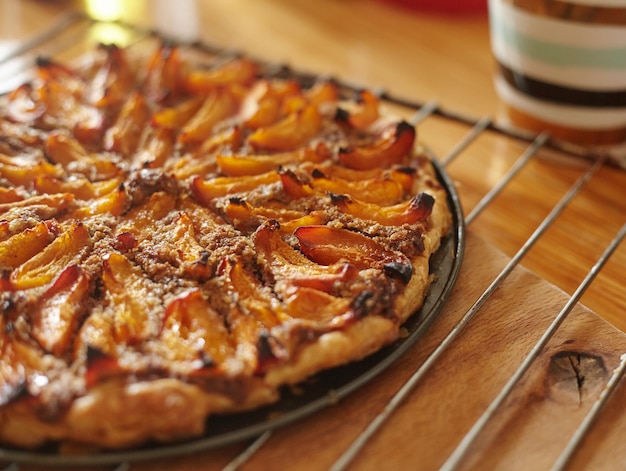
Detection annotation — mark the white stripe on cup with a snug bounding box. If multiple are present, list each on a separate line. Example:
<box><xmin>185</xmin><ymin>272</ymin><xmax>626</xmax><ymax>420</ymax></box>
<box><xmin>495</xmin><ymin>75</ymin><xmax>626</xmax><ymax>129</ymax></box>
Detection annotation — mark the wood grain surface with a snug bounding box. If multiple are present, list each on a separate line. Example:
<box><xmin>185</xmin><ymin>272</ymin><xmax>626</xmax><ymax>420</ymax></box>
<box><xmin>0</xmin><ymin>0</ymin><xmax>625</xmax><ymax>469</ymax></box>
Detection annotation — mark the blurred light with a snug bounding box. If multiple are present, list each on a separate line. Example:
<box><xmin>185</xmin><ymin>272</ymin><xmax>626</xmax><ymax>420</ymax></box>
<box><xmin>88</xmin><ymin>23</ymin><xmax>133</xmax><ymax>46</ymax></box>
<box><xmin>85</xmin><ymin>0</ymin><xmax>124</xmax><ymax>22</ymax></box>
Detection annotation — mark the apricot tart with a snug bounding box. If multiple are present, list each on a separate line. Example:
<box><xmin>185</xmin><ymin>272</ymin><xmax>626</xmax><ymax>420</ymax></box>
<box><xmin>0</xmin><ymin>41</ymin><xmax>453</xmax><ymax>450</ymax></box>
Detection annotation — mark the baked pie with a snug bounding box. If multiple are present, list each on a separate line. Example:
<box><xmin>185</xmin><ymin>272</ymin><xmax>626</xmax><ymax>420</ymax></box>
<box><xmin>0</xmin><ymin>41</ymin><xmax>452</xmax><ymax>449</ymax></box>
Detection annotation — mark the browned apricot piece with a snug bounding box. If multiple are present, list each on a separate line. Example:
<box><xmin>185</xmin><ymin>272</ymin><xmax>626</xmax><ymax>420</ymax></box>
<box><xmin>247</xmin><ymin>104</ymin><xmax>322</xmax><ymax>151</ymax></box>
<box><xmin>134</xmin><ymin>127</ymin><xmax>176</xmax><ymax>169</ymax></box>
<box><xmin>305</xmin><ymin>79</ymin><xmax>340</xmax><ymax>106</ymax></box>
<box><xmin>11</xmin><ymin>221</ymin><xmax>91</xmax><ymax>290</ymax></box>
<box><xmin>240</xmin><ymin>80</ymin><xmax>282</xmax><ymax>130</ymax></box>
<box><xmin>253</xmin><ymin>221</ymin><xmax>358</xmax><ymax>295</ymax></box>
<box><xmin>0</xmin><ymin>187</ymin><xmax>22</xmax><ymax>204</ymax></box>
<box><xmin>0</xmin><ymin>157</ymin><xmax>61</xmax><ymax>187</ymax></box>
<box><xmin>338</xmin><ymin>120</ymin><xmax>416</xmax><ymax>170</ymax></box>
<box><xmin>34</xmin><ymin>175</ymin><xmax>123</xmax><ymax>200</ymax></box>
<box><xmin>151</xmin><ymin>96</ymin><xmax>204</xmax><ymax>130</ymax></box>
<box><xmin>84</xmin><ymin>346</ymin><xmax>121</xmax><ymax>389</ymax></box>
<box><xmin>102</xmin><ymin>252</ymin><xmax>160</xmax><ymax>344</ymax></box>
<box><xmin>45</xmin><ymin>132</ymin><xmax>120</xmax><ymax>180</ymax></box>
<box><xmin>295</xmin><ymin>225</ymin><xmax>413</xmax><ymax>282</ymax></box>
<box><xmin>104</xmin><ymin>91</ymin><xmax>151</xmax><ymax>157</ymax></box>
<box><xmin>191</xmin><ymin>171</ymin><xmax>280</xmax><ymax>204</ymax></box>
<box><xmin>6</xmin><ymin>83</ymin><xmax>46</xmax><ymax>123</ymax></box>
<box><xmin>160</xmin><ymin>290</ymin><xmax>235</xmax><ymax>365</ymax></box>
<box><xmin>143</xmin><ymin>42</ymin><xmax>186</xmax><ymax>104</ymax></box>
<box><xmin>279</xmin><ymin>168</ymin><xmax>314</xmax><ymax>199</ymax></box>
<box><xmin>85</xmin><ymin>43</ymin><xmax>135</xmax><ymax>108</ymax></box>
<box><xmin>0</xmin><ymin>220</ymin><xmax>57</xmax><ymax>270</ymax></box>
<box><xmin>284</xmin><ymin>287</ymin><xmax>352</xmax><ymax>324</ymax></box>
<box><xmin>185</xmin><ymin>57</ymin><xmax>259</xmax><ymax>94</ymax></box>
<box><xmin>224</xmin><ymin>197</ymin><xmax>324</xmax><ymax>234</ymax></box>
<box><xmin>170</xmin><ymin>212</ymin><xmax>212</xmax><ymax>280</ymax></box>
<box><xmin>178</xmin><ymin>88</ymin><xmax>238</xmax><ymax>146</ymax></box>
<box><xmin>310</xmin><ymin>172</ymin><xmax>403</xmax><ymax>206</ymax></box>
<box><xmin>330</xmin><ymin>191</ymin><xmax>434</xmax><ymax>226</ymax></box>
<box><xmin>228</xmin><ymin>255</ymin><xmax>286</xmax><ymax>326</ymax></box>
<box><xmin>31</xmin><ymin>265</ymin><xmax>90</xmax><ymax>356</ymax></box>
<box><xmin>217</xmin><ymin>146</ymin><xmax>326</xmax><ymax>177</ymax></box>
<box><xmin>68</xmin><ymin>184</ymin><xmax>128</xmax><ymax>218</ymax></box>
<box><xmin>335</xmin><ymin>89</ymin><xmax>380</xmax><ymax>129</ymax></box>
<box><xmin>0</xmin><ymin>193</ymin><xmax>74</xmax><ymax>216</ymax></box>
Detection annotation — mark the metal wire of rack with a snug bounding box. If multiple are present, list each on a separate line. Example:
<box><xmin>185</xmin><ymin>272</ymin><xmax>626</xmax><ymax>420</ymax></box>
<box><xmin>1</xmin><ymin>12</ymin><xmax>625</xmax><ymax>471</ymax></box>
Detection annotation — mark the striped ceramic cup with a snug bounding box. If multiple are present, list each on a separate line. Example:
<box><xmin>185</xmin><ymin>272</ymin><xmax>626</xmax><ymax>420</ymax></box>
<box><xmin>489</xmin><ymin>0</ymin><xmax>626</xmax><ymax>146</ymax></box>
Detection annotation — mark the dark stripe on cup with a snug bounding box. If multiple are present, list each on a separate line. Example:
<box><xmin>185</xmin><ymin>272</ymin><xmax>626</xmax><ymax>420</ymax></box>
<box><xmin>498</xmin><ymin>62</ymin><xmax>626</xmax><ymax>108</ymax></box>
<box><xmin>509</xmin><ymin>0</ymin><xmax>626</xmax><ymax>26</ymax></box>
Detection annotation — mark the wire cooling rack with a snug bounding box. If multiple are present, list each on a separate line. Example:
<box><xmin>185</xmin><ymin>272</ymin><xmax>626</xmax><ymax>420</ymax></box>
<box><xmin>1</xmin><ymin>12</ymin><xmax>625</xmax><ymax>471</ymax></box>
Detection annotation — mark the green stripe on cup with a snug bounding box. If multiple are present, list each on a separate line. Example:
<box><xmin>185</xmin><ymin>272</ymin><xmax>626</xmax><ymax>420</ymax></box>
<box><xmin>490</xmin><ymin>14</ymin><xmax>626</xmax><ymax>69</ymax></box>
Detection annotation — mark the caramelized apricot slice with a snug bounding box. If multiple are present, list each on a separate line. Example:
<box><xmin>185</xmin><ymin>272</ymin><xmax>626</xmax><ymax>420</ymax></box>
<box><xmin>284</xmin><ymin>287</ymin><xmax>352</xmax><ymax>323</ymax></box>
<box><xmin>338</xmin><ymin>120</ymin><xmax>416</xmax><ymax>170</ymax></box>
<box><xmin>151</xmin><ymin>96</ymin><xmax>204</xmax><ymax>130</ymax></box>
<box><xmin>310</xmin><ymin>172</ymin><xmax>403</xmax><ymax>206</ymax></box>
<box><xmin>0</xmin><ymin>187</ymin><xmax>22</xmax><ymax>204</ymax></box>
<box><xmin>185</xmin><ymin>57</ymin><xmax>259</xmax><ymax>94</ymax></box>
<box><xmin>134</xmin><ymin>127</ymin><xmax>176</xmax><ymax>169</ymax></box>
<box><xmin>45</xmin><ymin>132</ymin><xmax>120</xmax><ymax>180</ymax></box>
<box><xmin>143</xmin><ymin>42</ymin><xmax>186</xmax><ymax>104</ymax></box>
<box><xmin>222</xmin><ymin>255</ymin><xmax>286</xmax><ymax>327</ymax></box>
<box><xmin>247</xmin><ymin>104</ymin><xmax>322</xmax><ymax>151</ymax></box>
<box><xmin>335</xmin><ymin>89</ymin><xmax>379</xmax><ymax>129</ymax></box>
<box><xmin>86</xmin><ymin>43</ymin><xmax>135</xmax><ymax>108</ymax></box>
<box><xmin>35</xmin><ymin>175</ymin><xmax>123</xmax><ymax>200</ymax></box>
<box><xmin>330</xmin><ymin>192</ymin><xmax>434</xmax><ymax>226</ymax></box>
<box><xmin>279</xmin><ymin>168</ymin><xmax>314</xmax><ymax>199</ymax></box>
<box><xmin>11</xmin><ymin>221</ymin><xmax>91</xmax><ymax>290</ymax></box>
<box><xmin>68</xmin><ymin>184</ymin><xmax>128</xmax><ymax>217</ymax></box>
<box><xmin>178</xmin><ymin>88</ymin><xmax>237</xmax><ymax>145</ymax></box>
<box><xmin>295</xmin><ymin>225</ymin><xmax>413</xmax><ymax>282</ymax></box>
<box><xmin>31</xmin><ymin>265</ymin><xmax>90</xmax><ymax>356</ymax></box>
<box><xmin>0</xmin><ymin>193</ymin><xmax>74</xmax><ymax>216</ymax></box>
<box><xmin>0</xmin><ymin>220</ymin><xmax>57</xmax><ymax>270</ymax></box>
<box><xmin>253</xmin><ymin>221</ymin><xmax>358</xmax><ymax>295</ymax></box>
<box><xmin>217</xmin><ymin>146</ymin><xmax>326</xmax><ymax>177</ymax></box>
<box><xmin>0</xmin><ymin>156</ymin><xmax>62</xmax><ymax>187</ymax></box>
<box><xmin>161</xmin><ymin>290</ymin><xmax>235</xmax><ymax>365</ymax></box>
<box><xmin>102</xmin><ymin>253</ymin><xmax>161</xmax><ymax>344</ymax></box>
<box><xmin>104</xmin><ymin>91</ymin><xmax>151</xmax><ymax>157</ymax></box>
<box><xmin>305</xmin><ymin>79</ymin><xmax>340</xmax><ymax>105</ymax></box>
<box><xmin>191</xmin><ymin>171</ymin><xmax>280</xmax><ymax>203</ymax></box>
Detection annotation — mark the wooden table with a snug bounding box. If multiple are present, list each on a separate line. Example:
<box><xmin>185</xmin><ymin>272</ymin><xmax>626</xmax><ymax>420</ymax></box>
<box><xmin>1</xmin><ymin>1</ymin><xmax>625</xmax><ymax>470</ymax></box>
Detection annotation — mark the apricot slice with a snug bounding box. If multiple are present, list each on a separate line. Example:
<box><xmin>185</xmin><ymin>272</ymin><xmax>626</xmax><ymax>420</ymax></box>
<box><xmin>34</xmin><ymin>175</ymin><xmax>123</xmax><ymax>200</ymax></box>
<box><xmin>185</xmin><ymin>57</ymin><xmax>259</xmax><ymax>94</ymax></box>
<box><xmin>295</xmin><ymin>225</ymin><xmax>413</xmax><ymax>282</ymax></box>
<box><xmin>31</xmin><ymin>265</ymin><xmax>90</xmax><ymax>356</ymax></box>
<box><xmin>11</xmin><ymin>221</ymin><xmax>91</xmax><ymax>290</ymax></box>
<box><xmin>330</xmin><ymin>191</ymin><xmax>434</xmax><ymax>226</ymax></box>
<box><xmin>143</xmin><ymin>42</ymin><xmax>186</xmax><ymax>104</ymax></box>
<box><xmin>102</xmin><ymin>252</ymin><xmax>160</xmax><ymax>344</ymax></box>
<box><xmin>104</xmin><ymin>91</ymin><xmax>151</xmax><ymax>157</ymax></box>
<box><xmin>338</xmin><ymin>120</ymin><xmax>416</xmax><ymax>170</ymax></box>
<box><xmin>335</xmin><ymin>89</ymin><xmax>380</xmax><ymax>129</ymax></box>
<box><xmin>253</xmin><ymin>221</ymin><xmax>358</xmax><ymax>295</ymax></box>
<box><xmin>0</xmin><ymin>220</ymin><xmax>57</xmax><ymax>270</ymax></box>
<box><xmin>310</xmin><ymin>171</ymin><xmax>403</xmax><ymax>206</ymax></box>
<box><xmin>160</xmin><ymin>290</ymin><xmax>235</xmax><ymax>366</ymax></box>
<box><xmin>45</xmin><ymin>132</ymin><xmax>120</xmax><ymax>180</ymax></box>
<box><xmin>86</xmin><ymin>43</ymin><xmax>135</xmax><ymax>108</ymax></box>
<box><xmin>247</xmin><ymin>104</ymin><xmax>322</xmax><ymax>151</ymax></box>
<box><xmin>191</xmin><ymin>171</ymin><xmax>280</xmax><ymax>203</ymax></box>
<box><xmin>178</xmin><ymin>88</ymin><xmax>238</xmax><ymax>145</ymax></box>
